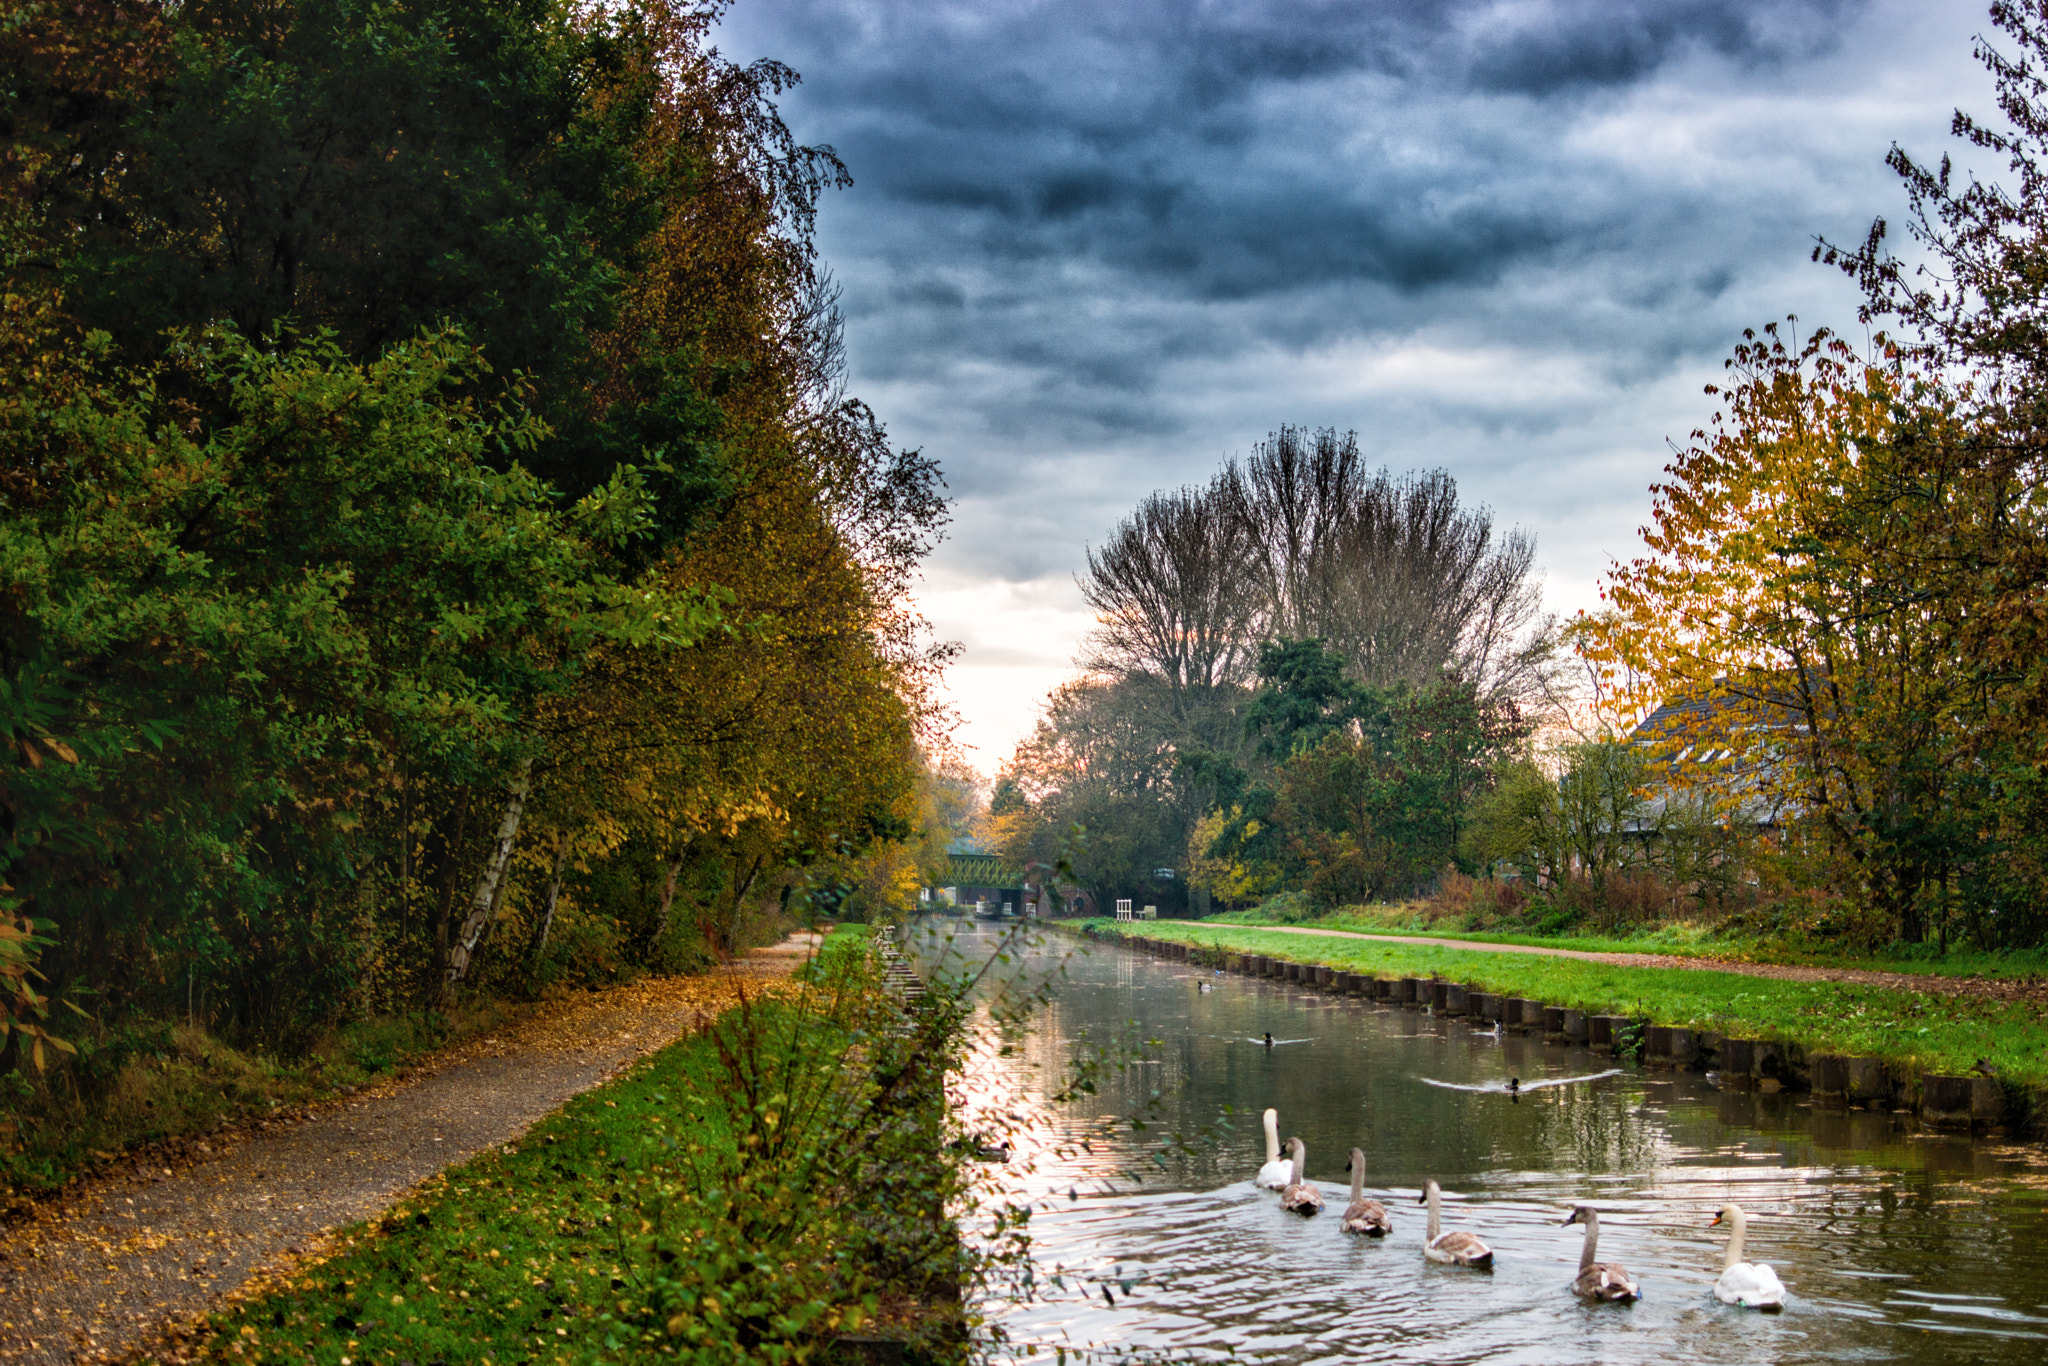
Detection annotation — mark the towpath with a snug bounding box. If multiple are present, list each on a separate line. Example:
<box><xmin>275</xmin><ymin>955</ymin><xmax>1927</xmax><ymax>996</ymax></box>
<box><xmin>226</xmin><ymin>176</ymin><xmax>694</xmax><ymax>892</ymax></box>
<box><xmin>0</xmin><ymin>935</ymin><xmax>823</xmax><ymax>1366</ymax></box>
<box><xmin>1154</xmin><ymin>921</ymin><xmax>2048</xmax><ymax>1008</ymax></box>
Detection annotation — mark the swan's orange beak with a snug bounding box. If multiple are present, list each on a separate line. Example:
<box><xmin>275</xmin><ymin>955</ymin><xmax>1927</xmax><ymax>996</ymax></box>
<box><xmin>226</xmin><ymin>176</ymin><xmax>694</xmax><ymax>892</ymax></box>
<box><xmin>1709</xmin><ymin>1212</ymin><xmax>1724</xmax><ymax>1227</ymax></box>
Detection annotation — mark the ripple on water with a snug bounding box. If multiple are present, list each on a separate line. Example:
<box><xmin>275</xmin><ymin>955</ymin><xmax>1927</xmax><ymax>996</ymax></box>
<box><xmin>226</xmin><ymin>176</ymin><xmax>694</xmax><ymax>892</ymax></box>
<box><xmin>919</xmin><ymin>923</ymin><xmax>2048</xmax><ymax>1365</ymax></box>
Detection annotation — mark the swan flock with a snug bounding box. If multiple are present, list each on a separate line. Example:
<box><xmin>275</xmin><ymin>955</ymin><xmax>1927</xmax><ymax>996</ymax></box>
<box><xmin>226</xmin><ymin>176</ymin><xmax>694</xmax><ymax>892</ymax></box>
<box><xmin>1252</xmin><ymin>1115</ymin><xmax>1790</xmax><ymax>1308</ymax></box>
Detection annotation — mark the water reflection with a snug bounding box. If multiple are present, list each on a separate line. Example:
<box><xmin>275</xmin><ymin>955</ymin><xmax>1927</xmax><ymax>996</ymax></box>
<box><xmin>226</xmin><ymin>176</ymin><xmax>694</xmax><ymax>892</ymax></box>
<box><xmin>912</xmin><ymin>920</ymin><xmax>2048</xmax><ymax>1365</ymax></box>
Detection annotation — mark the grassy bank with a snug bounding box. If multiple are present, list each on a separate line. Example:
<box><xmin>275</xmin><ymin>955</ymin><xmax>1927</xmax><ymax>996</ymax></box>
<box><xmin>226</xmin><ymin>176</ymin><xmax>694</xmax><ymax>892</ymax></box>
<box><xmin>154</xmin><ymin>939</ymin><xmax>968</xmax><ymax>1366</ymax></box>
<box><xmin>1203</xmin><ymin>903</ymin><xmax>2048</xmax><ymax>978</ymax></box>
<box><xmin>1075</xmin><ymin>920</ymin><xmax>2048</xmax><ymax>1090</ymax></box>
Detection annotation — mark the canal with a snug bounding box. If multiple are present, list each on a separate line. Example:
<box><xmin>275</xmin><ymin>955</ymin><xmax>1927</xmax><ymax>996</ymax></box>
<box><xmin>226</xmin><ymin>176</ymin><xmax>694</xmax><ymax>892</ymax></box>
<box><xmin>913</xmin><ymin>920</ymin><xmax>2048</xmax><ymax>1364</ymax></box>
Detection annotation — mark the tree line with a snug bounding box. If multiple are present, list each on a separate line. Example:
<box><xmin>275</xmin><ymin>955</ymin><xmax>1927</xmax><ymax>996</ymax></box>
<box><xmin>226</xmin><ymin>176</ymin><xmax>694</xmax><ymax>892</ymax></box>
<box><xmin>0</xmin><ymin>0</ymin><xmax>952</xmax><ymax>1074</ymax></box>
<box><xmin>990</xmin><ymin>427</ymin><xmax>1553</xmax><ymax>915</ymax></box>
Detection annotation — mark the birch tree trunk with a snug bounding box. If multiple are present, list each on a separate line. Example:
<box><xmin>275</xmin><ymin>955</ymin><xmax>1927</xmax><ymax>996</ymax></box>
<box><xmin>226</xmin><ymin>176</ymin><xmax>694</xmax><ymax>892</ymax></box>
<box><xmin>534</xmin><ymin>846</ymin><xmax>569</xmax><ymax>959</ymax></box>
<box><xmin>447</xmin><ymin>758</ymin><xmax>533</xmax><ymax>984</ymax></box>
<box><xmin>656</xmin><ymin>854</ymin><xmax>686</xmax><ymax>930</ymax></box>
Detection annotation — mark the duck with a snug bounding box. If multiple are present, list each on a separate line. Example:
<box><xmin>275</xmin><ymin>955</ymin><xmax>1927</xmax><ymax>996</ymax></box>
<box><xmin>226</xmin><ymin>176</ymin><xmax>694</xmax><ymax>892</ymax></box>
<box><xmin>1280</xmin><ymin>1137</ymin><xmax>1323</xmax><ymax>1215</ymax></box>
<box><xmin>1262</xmin><ymin>1032</ymin><xmax>1275</xmax><ymax>1048</ymax></box>
<box><xmin>1254</xmin><ymin>1108</ymin><xmax>1293</xmax><ymax>1188</ymax></box>
<box><xmin>1710</xmin><ymin>1204</ymin><xmax>1786</xmax><ymax>1310</ymax></box>
<box><xmin>1418</xmin><ymin>1179</ymin><xmax>1493</xmax><ymax>1266</ymax></box>
<box><xmin>1507</xmin><ymin>1077</ymin><xmax>1521</xmax><ymax>1097</ymax></box>
<box><xmin>1341</xmin><ymin>1148</ymin><xmax>1392</xmax><ymax>1235</ymax></box>
<box><xmin>1562</xmin><ymin>1206</ymin><xmax>1639</xmax><ymax>1301</ymax></box>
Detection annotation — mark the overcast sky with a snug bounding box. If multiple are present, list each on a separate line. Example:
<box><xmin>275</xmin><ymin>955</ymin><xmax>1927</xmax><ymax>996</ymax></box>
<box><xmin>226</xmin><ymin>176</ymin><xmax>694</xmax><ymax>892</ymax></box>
<box><xmin>713</xmin><ymin>0</ymin><xmax>1996</xmax><ymax>769</ymax></box>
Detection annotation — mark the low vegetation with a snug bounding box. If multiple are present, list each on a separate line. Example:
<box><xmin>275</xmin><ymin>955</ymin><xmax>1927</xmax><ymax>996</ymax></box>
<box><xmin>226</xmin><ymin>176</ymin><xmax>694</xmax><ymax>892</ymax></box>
<box><xmin>157</xmin><ymin>942</ymin><xmax>974</xmax><ymax>1366</ymax></box>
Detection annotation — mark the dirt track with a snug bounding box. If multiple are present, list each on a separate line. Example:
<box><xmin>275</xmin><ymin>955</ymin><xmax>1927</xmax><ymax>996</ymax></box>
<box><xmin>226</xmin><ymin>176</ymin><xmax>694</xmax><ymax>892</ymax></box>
<box><xmin>0</xmin><ymin>937</ymin><xmax>821</xmax><ymax>1366</ymax></box>
<box><xmin>1156</xmin><ymin>921</ymin><xmax>2048</xmax><ymax>1009</ymax></box>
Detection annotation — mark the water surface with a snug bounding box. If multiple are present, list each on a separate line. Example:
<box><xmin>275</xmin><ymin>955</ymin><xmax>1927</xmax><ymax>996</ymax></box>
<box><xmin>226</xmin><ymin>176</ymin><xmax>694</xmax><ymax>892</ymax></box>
<box><xmin>913</xmin><ymin>921</ymin><xmax>2048</xmax><ymax>1365</ymax></box>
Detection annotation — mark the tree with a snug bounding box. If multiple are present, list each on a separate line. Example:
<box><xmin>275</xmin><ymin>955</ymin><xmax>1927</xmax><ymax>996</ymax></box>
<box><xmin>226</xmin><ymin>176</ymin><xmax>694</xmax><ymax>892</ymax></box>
<box><xmin>1080</xmin><ymin>482</ymin><xmax>1259</xmax><ymax>745</ymax></box>
<box><xmin>989</xmin><ymin>677</ymin><xmax>1192</xmax><ymax>914</ymax></box>
<box><xmin>1222</xmin><ymin>428</ymin><xmax>1555</xmax><ymax>701</ymax></box>
<box><xmin>1574</xmin><ymin>326</ymin><xmax>1998</xmax><ymax>944</ymax></box>
<box><xmin>1197</xmin><ymin>641</ymin><xmax>1527</xmax><ymax>908</ymax></box>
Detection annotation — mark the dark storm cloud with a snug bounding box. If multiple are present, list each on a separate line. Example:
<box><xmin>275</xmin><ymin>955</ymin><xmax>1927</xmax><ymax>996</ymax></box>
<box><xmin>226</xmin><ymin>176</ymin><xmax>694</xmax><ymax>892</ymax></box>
<box><xmin>726</xmin><ymin>0</ymin><xmax>1874</xmax><ymax>432</ymax></box>
<box><xmin>1465</xmin><ymin>0</ymin><xmax>1857</xmax><ymax>93</ymax></box>
<box><xmin>764</xmin><ymin>0</ymin><xmax>1860</xmax><ymax>290</ymax></box>
<box><xmin>710</xmin><ymin>0</ymin><xmax>1975</xmax><ymax>757</ymax></box>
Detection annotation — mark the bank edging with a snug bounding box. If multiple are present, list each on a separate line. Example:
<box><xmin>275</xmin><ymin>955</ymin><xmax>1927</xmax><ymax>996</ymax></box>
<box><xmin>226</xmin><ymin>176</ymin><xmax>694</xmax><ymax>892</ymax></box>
<box><xmin>1058</xmin><ymin>920</ymin><xmax>2036</xmax><ymax>1137</ymax></box>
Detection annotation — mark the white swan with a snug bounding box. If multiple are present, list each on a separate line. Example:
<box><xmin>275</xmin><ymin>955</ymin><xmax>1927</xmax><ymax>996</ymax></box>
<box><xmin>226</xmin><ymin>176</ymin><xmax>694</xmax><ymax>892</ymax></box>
<box><xmin>1563</xmin><ymin>1206</ymin><xmax>1639</xmax><ymax>1301</ymax></box>
<box><xmin>1418</xmin><ymin>1179</ymin><xmax>1492</xmax><ymax>1266</ymax></box>
<box><xmin>1710</xmin><ymin>1204</ymin><xmax>1786</xmax><ymax>1310</ymax></box>
<box><xmin>1341</xmin><ymin>1147</ymin><xmax>1392</xmax><ymax>1236</ymax></box>
<box><xmin>1280</xmin><ymin>1136</ymin><xmax>1323</xmax><ymax>1216</ymax></box>
<box><xmin>1254</xmin><ymin>1108</ymin><xmax>1292</xmax><ymax>1189</ymax></box>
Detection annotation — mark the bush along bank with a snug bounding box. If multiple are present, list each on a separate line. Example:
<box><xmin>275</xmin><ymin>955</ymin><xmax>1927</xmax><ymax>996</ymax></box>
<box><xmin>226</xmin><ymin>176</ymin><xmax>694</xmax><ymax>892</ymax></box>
<box><xmin>156</xmin><ymin>947</ymin><xmax>977</xmax><ymax>1366</ymax></box>
<box><xmin>1069</xmin><ymin>920</ymin><xmax>2048</xmax><ymax>1137</ymax></box>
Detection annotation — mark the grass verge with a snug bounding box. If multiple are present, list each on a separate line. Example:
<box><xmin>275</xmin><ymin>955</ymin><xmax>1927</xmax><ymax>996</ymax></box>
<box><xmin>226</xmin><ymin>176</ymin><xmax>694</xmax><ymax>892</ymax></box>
<box><xmin>153</xmin><ymin>952</ymin><xmax>969</xmax><ymax>1366</ymax></box>
<box><xmin>1079</xmin><ymin>919</ymin><xmax>2048</xmax><ymax>1089</ymax></box>
<box><xmin>1200</xmin><ymin>905</ymin><xmax>2048</xmax><ymax>978</ymax></box>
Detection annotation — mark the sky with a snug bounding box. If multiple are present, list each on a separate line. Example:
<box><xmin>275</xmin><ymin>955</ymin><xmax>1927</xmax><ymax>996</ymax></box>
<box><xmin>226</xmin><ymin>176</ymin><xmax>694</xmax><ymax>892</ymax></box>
<box><xmin>712</xmin><ymin>0</ymin><xmax>1998</xmax><ymax>769</ymax></box>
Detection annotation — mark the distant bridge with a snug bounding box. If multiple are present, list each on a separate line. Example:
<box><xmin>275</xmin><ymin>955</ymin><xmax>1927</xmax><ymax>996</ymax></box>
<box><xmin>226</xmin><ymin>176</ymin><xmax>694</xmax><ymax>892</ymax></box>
<box><xmin>946</xmin><ymin>852</ymin><xmax>1024</xmax><ymax>888</ymax></box>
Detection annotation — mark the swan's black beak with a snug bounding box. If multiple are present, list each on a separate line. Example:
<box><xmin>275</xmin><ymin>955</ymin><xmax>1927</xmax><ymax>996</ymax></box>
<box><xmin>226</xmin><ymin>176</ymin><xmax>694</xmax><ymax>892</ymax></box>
<box><xmin>1562</xmin><ymin>1210</ymin><xmax>1580</xmax><ymax>1227</ymax></box>
<box><xmin>1416</xmin><ymin>1192</ymin><xmax>1427</xmax><ymax>1205</ymax></box>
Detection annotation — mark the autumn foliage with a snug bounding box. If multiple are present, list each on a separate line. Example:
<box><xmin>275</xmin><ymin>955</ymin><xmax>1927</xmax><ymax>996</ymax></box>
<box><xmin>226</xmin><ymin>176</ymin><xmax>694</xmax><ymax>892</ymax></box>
<box><xmin>1573</xmin><ymin>0</ymin><xmax>2048</xmax><ymax>949</ymax></box>
<box><xmin>0</xmin><ymin>0</ymin><xmax>949</xmax><ymax>1088</ymax></box>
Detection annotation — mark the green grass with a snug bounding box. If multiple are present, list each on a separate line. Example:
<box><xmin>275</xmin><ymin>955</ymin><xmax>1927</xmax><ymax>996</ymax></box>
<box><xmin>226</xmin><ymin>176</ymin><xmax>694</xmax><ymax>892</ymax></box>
<box><xmin>168</xmin><ymin>1023</ymin><xmax>742</xmax><ymax>1366</ymax></box>
<box><xmin>1196</xmin><ymin>905</ymin><xmax>2048</xmax><ymax>978</ymax></box>
<box><xmin>1201</xmin><ymin>908</ymin><xmax>1729</xmax><ymax>957</ymax></box>
<box><xmin>1082</xmin><ymin>919</ymin><xmax>2048</xmax><ymax>1089</ymax></box>
<box><xmin>166</xmin><ymin>958</ymin><xmax>965</xmax><ymax>1366</ymax></box>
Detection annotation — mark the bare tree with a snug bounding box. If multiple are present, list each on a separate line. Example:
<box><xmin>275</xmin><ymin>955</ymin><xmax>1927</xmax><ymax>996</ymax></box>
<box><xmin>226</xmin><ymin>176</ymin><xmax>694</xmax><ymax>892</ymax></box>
<box><xmin>1079</xmin><ymin>483</ymin><xmax>1262</xmax><ymax>730</ymax></box>
<box><xmin>1321</xmin><ymin>468</ymin><xmax>1553</xmax><ymax>699</ymax></box>
<box><xmin>1225</xmin><ymin>427</ymin><xmax>1554</xmax><ymax>703</ymax></box>
<box><xmin>1072</xmin><ymin>427</ymin><xmax>1555</xmax><ymax>789</ymax></box>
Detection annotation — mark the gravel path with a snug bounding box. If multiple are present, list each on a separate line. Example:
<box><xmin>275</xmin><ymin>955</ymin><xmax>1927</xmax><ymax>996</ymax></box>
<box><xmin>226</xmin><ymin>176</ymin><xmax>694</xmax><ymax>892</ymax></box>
<box><xmin>1156</xmin><ymin>922</ymin><xmax>2048</xmax><ymax>1008</ymax></box>
<box><xmin>0</xmin><ymin>937</ymin><xmax>822</xmax><ymax>1366</ymax></box>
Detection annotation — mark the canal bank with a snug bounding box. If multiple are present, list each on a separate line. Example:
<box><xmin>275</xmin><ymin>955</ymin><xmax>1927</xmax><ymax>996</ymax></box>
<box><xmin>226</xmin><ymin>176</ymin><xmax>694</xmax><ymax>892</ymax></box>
<box><xmin>1061</xmin><ymin>919</ymin><xmax>2048</xmax><ymax>1135</ymax></box>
